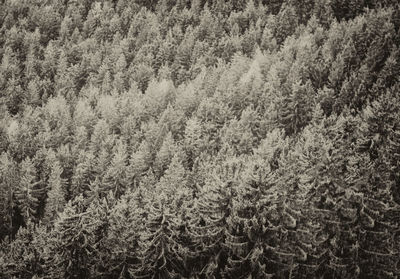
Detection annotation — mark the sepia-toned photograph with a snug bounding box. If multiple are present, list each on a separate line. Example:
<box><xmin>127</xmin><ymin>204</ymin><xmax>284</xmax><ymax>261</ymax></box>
<box><xmin>0</xmin><ymin>0</ymin><xmax>399</xmax><ymax>278</ymax></box>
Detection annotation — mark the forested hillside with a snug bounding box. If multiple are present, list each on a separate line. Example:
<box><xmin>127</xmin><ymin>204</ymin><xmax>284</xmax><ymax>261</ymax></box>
<box><xmin>0</xmin><ymin>0</ymin><xmax>400</xmax><ymax>278</ymax></box>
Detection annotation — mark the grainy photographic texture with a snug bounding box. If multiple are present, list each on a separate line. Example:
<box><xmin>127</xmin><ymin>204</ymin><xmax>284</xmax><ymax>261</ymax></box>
<box><xmin>0</xmin><ymin>1</ymin><xmax>400</xmax><ymax>278</ymax></box>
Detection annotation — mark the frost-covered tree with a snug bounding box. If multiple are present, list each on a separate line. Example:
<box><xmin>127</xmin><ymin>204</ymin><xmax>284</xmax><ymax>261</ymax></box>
<box><xmin>15</xmin><ymin>158</ymin><xmax>43</xmax><ymax>224</ymax></box>
<box><xmin>43</xmin><ymin>160</ymin><xmax>67</xmax><ymax>226</ymax></box>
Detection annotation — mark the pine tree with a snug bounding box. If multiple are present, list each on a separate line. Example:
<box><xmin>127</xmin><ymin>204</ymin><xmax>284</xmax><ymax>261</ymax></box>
<box><xmin>221</xmin><ymin>159</ymin><xmax>258</xmax><ymax>279</ymax></box>
<box><xmin>157</xmin><ymin>154</ymin><xmax>190</xmax><ymax>202</ymax></box>
<box><xmin>0</xmin><ymin>152</ymin><xmax>18</xmax><ymax>240</ymax></box>
<box><xmin>278</xmin><ymin>80</ymin><xmax>315</xmax><ymax>136</ymax></box>
<box><xmin>83</xmin><ymin>192</ymin><xmax>117</xmax><ymax>278</ymax></box>
<box><xmin>372</xmin><ymin>46</ymin><xmax>400</xmax><ymax>93</ymax></box>
<box><xmin>0</xmin><ymin>222</ymin><xmax>44</xmax><ymax>278</ymax></box>
<box><xmin>101</xmin><ymin>140</ymin><xmax>129</xmax><ymax>199</ymax></box>
<box><xmin>183</xmin><ymin>116</ymin><xmax>203</xmax><ymax>170</ymax></box>
<box><xmin>15</xmin><ymin>158</ymin><xmax>43</xmax><ymax>224</ymax></box>
<box><xmin>173</xmin><ymin>29</ymin><xmax>195</xmax><ymax>85</ymax></box>
<box><xmin>132</xmin><ymin>154</ymin><xmax>192</xmax><ymax>278</ymax></box>
<box><xmin>293</xmin><ymin>110</ymin><xmax>364</xmax><ymax>278</ymax></box>
<box><xmin>154</xmin><ymin>132</ymin><xmax>179</xmax><ymax>178</ymax></box>
<box><xmin>0</xmin><ymin>47</ymin><xmax>23</xmax><ymax>115</ymax></box>
<box><xmin>132</xmin><ymin>63</ymin><xmax>154</xmax><ymax>93</ymax></box>
<box><xmin>187</xmin><ymin>158</ymin><xmax>240</xmax><ymax>277</ymax></box>
<box><xmin>353</xmin><ymin>90</ymin><xmax>400</xmax><ymax>278</ymax></box>
<box><xmin>133</xmin><ymin>199</ymin><xmax>182</xmax><ymax>278</ymax></box>
<box><xmin>46</xmin><ymin>195</ymin><xmax>94</xmax><ymax>279</ymax></box>
<box><xmin>220</xmin><ymin>106</ymin><xmax>261</xmax><ymax>155</ymax></box>
<box><xmin>43</xmin><ymin>160</ymin><xmax>67</xmax><ymax>226</ymax></box>
<box><xmin>134</xmin><ymin>186</ymin><xmax>192</xmax><ymax>278</ymax></box>
<box><xmin>71</xmin><ymin>150</ymin><xmax>96</xmax><ymax>198</ymax></box>
<box><xmin>267</xmin><ymin>3</ymin><xmax>299</xmax><ymax>46</ymax></box>
<box><xmin>157</xmin><ymin>103</ymin><xmax>186</xmax><ymax>141</ymax></box>
<box><xmin>245</xmin><ymin>132</ymin><xmax>304</xmax><ymax>278</ymax></box>
<box><xmin>104</xmin><ymin>189</ymin><xmax>145</xmax><ymax>278</ymax></box>
<box><xmin>113</xmin><ymin>53</ymin><xmax>128</xmax><ymax>93</ymax></box>
<box><xmin>223</xmin><ymin>130</ymin><xmax>289</xmax><ymax>278</ymax></box>
<box><xmin>127</xmin><ymin>141</ymin><xmax>153</xmax><ymax>186</ymax></box>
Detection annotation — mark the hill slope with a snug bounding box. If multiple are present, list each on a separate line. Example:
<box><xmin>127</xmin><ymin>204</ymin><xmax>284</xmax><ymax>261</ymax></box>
<box><xmin>0</xmin><ymin>0</ymin><xmax>400</xmax><ymax>278</ymax></box>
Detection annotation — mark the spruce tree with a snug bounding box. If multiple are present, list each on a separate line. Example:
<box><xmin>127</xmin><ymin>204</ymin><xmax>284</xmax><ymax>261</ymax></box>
<box><xmin>127</xmin><ymin>141</ymin><xmax>153</xmax><ymax>186</ymax></box>
<box><xmin>105</xmin><ymin>189</ymin><xmax>145</xmax><ymax>278</ymax></box>
<box><xmin>71</xmin><ymin>150</ymin><xmax>96</xmax><ymax>198</ymax></box>
<box><xmin>188</xmin><ymin>158</ymin><xmax>240</xmax><ymax>277</ymax></box>
<box><xmin>101</xmin><ymin>140</ymin><xmax>129</xmax><ymax>199</ymax></box>
<box><xmin>0</xmin><ymin>222</ymin><xmax>44</xmax><ymax>279</ymax></box>
<box><xmin>15</xmin><ymin>158</ymin><xmax>43</xmax><ymax>224</ymax></box>
<box><xmin>46</xmin><ymin>195</ymin><xmax>94</xmax><ymax>279</ymax></box>
<box><xmin>0</xmin><ymin>152</ymin><xmax>18</xmax><ymax>240</ymax></box>
<box><xmin>43</xmin><ymin>160</ymin><xmax>67</xmax><ymax>226</ymax></box>
<box><xmin>134</xmin><ymin>195</ymin><xmax>191</xmax><ymax>278</ymax></box>
<box><xmin>154</xmin><ymin>132</ymin><xmax>179</xmax><ymax>178</ymax></box>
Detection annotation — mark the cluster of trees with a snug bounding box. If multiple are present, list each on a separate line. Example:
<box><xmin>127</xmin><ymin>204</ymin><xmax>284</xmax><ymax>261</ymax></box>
<box><xmin>0</xmin><ymin>0</ymin><xmax>400</xmax><ymax>278</ymax></box>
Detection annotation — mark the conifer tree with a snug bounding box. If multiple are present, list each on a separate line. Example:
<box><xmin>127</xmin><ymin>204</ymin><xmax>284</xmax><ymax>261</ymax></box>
<box><xmin>43</xmin><ymin>160</ymin><xmax>67</xmax><ymax>226</ymax></box>
<box><xmin>71</xmin><ymin>150</ymin><xmax>96</xmax><ymax>198</ymax></box>
<box><xmin>46</xmin><ymin>195</ymin><xmax>94</xmax><ymax>279</ymax></box>
<box><xmin>279</xmin><ymin>80</ymin><xmax>315</xmax><ymax>135</ymax></box>
<box><xmin>188</xmin><ymin>158</ymin><xmax>240</xmax><ymax>277</ymax></box>
<box><xmin>104</xmin><ymin>189</ymin><xmax>145</xmax><ymax>278</ymax></box>
<box><xmin>128</xmin><ymin>141</ymin><xmax>153</xmax><ymax>186</ymax></box>
<box><xmin>157</xmin><ymin>154</ymin><xmax>189</xmax><ymax>199</ymax></box>
<box><xmin>132</xmin><ymin>63</ymin><xmax>154</xmax><ymax>93</ymax></box>
<box><xmin>183</xmin><ymin>116</ymin><xmax>203</xmax><ymax>170</ymax></box>
<box><xmin>154</xmin><ymin>132</ymin><xmax>179</xmax><ymax>178</ymax></box>
<box><xmin>157</xmin><ymin>103</ymin><xmax>186</xmax><ymax>141</ymax></box>
<box><xmin>15</xmin><ymin>158</ymin><xmax>43</xmax><ymax>224</ymax></box>
<box><xmin>113</xmin><ymin>53</ymin><xmax>128</xmax><ymax>93</ymax></box>
<box><xmin>0</xmin><ymin>222</ymin><xmax>44</xmax><ymax>279</ymax></box>
<box><xmin>134</xmin><ymin>177</ymin><xmax>192</xmax><ymax>279</ymax></box>
<box><xmin>173</xmin><ymin>29</ymin><xmax>195</xmax><ymax>85</ymax></box>
<box><xmin>221</xmin><ymin>106</ymin><xmax>261</xmax><ymax>155</ymax></box>
<box><xmin>353</xmin><ymin>90</ymin><xmax>400</xmax><ymax>278</ymax></box>
<box><xmin>83</xmin><ymin>192</ymin><xmax>117</xmax><ymax>278</ymax></box>
<box><xmin>0</xmin><ymin>152</ymin><xmax>18</xmax><ymax>240</ymax></box>
<box><xmin>101</xmin><ymin>140</ymin><xmax>129</xmax><ymax>198</ymax></box>
<box><xmin>132</xmin><ymin>154</ymin><xmax>193</xmax><ymax>278</ymax></box>
<box><xmin>293</xmin><ymin>110</ymin><xmax>365</xmax><ymax>278</ymax></box>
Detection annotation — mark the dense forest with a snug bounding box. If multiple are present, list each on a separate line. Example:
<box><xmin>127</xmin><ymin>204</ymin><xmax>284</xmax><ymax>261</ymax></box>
<box><xmin>0</xmin><ymin>0</ymin><xmax>400</xmax><ymax>278</ymax></box>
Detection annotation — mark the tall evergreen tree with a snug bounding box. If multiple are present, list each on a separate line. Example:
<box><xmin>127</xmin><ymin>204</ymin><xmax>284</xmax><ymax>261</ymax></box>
<box><xmin>15</xmin><ymin>158</ymin><xmax>43</xmax><ymax>224</ymax></box>
<box><xmin>101</xmin><ymin>140</ymin><xmax>129</xmax><ymax>198</ymax></box>
<box><xmin>43</xmin><ymin>159</ymin><xmax>67</xmax><ymax>226</ymax></box>
<box><xmin>0</xmin><ymin>222</ymin><xmax>44</xmax><ymax>279</ymax></box>
<box><xmin>46</xmin><ymin>195</ymin><xmax>94</xmax><ymax>279</ymax></box>
<box><xmin>0</xmin><ymin>152</ymin><xmax>18</xmax><ymax>240</ymax></box>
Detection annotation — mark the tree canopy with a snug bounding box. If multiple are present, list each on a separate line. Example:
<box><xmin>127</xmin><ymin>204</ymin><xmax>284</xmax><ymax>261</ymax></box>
<box><xmin>0</xmin><ymin>0</ymin><xmax>400</xmax><ymax>278</ymax></box>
